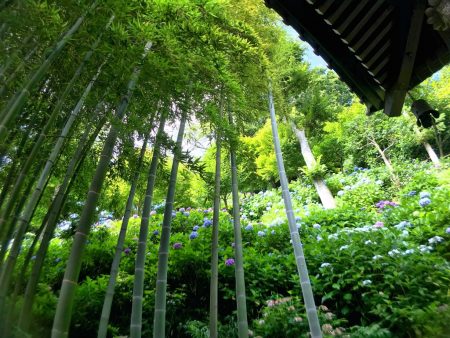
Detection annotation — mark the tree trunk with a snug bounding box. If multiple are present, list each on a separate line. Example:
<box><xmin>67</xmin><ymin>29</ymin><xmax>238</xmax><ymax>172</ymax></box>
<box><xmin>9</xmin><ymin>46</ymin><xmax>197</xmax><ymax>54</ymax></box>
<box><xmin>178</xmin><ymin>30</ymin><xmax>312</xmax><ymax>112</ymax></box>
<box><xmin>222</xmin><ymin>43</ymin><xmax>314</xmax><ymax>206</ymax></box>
<box><xmin>51</xmin><ymin>42</ymin><xmax>151</xmax><ymax>338</ymax></box>
<box><xmin>291</xmin><ymin>123</ymin><xmax>336</xmax><ymax>209</ymax></box>
<box><xmin>423</xmin><ymin>141</ymin><xmax>441</xmax><ymax>167</ymax></box>
<box><xmin>152</xmin><ymin>112</ymin><xmax>187</xmax><ymax>338</ymax></box>
<box><xmin>269</xmin><ymin>88</ymin><xmax>322</xmax><ymax>338</ymax></box>
<box><xmin>369</xmin><ymin>137</ymin><xmax>400</xmax><ymax>186</ymax></box>
<box><xmin>229</xmin><ymin>112</ymin><xmax>249</xmax><ymax>338</ymax></box>
<box><xmin>209</xmin><ymin>129</ymin><xmax>222</xmax><ymax>338</ymax></box>
<box><xmin>0</xmin><ymin>1</ymin><xmax>97</xmax><ymax>140</ymax></box>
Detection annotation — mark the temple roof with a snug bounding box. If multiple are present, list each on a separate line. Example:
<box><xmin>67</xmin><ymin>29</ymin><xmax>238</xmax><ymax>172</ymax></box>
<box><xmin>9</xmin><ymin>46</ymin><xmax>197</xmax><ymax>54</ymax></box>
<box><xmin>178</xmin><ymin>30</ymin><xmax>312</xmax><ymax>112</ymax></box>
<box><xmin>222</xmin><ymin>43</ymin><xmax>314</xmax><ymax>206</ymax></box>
<box><xmin>265</xmin><ymin>0</ymin><xmax>450</xmax><ymax>115</ymax></box>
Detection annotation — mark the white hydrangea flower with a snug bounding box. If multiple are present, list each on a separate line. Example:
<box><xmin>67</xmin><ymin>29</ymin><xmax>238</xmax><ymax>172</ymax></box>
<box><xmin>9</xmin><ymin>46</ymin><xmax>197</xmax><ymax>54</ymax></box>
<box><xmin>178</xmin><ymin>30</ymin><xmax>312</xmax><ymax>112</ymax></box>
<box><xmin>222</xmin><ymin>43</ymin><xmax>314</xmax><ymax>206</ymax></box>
<box><xmin>362</xmin><ymin>279</ymin><xmax>372</xmax><ymax>286</ymax></box>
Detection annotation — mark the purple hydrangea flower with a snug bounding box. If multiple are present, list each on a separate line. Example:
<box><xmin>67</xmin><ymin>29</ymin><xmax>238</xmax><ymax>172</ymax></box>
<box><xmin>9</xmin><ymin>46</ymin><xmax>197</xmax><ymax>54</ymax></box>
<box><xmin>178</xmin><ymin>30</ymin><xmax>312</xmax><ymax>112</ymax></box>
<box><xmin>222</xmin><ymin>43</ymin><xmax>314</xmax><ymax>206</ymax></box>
<box><xmin>375</xmin><ymin>200</ymin><xmax>398</xmax><ymax>209</ymax></box>
<box><xmin>173</xmin><ymin>242</ymin><xmax>183</xmax><ymax>249</ymax></box>
<box><xmin>419</xmin><ymin>197</ymin><xmax>431</xmax><ymax>207</ymax></box>
<box><xmin>124</xmin><ymin>248</ymin><xmax>131</xmax><ymax>255</ymax></box>
<box><xmin>225</xmin><ymin>258</ymin><xmax>235</xmax><ymax>266</ymax></box>
<box><xmin>133</xmin><ymin>214</ymin><xmax>138</xmax><ymax>218</ymax></box>
<box><xmin>189</xmin><ymin>232</ymin><xmax>198</xmax><ymax>240</ymax></box>
<box><xmin>179</xmin><ymin>207</ymin><xmax>185</xmax><ymax>212</ymax></box>
<box><xmin>150</xmin><ymin>210</ymin><xmax>157</xmax><ymax>216</ymax></box>
<box><xmin>193</xmin><ymin>225</ymin><xmax>199</xmax><ymax>231</ymax></box>
<box><xmin>373</xmin><ymin>221</ymin><xmax>384</xmax><ymax>228</ymax></box>
<box><xmin>446</xmin><ymin>227</ymin><xmax>450</xmax><ymax>234</ymax></box>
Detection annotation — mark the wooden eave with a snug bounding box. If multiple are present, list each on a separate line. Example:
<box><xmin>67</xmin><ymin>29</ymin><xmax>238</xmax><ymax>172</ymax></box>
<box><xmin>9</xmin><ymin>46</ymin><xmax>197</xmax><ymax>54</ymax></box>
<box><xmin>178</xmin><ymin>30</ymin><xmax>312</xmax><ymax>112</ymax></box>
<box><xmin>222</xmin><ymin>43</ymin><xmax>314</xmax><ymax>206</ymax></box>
<box><xmin>265</xmin><ymin>0</ymin><xmax>450</xmax><ymax>116</ymax></box>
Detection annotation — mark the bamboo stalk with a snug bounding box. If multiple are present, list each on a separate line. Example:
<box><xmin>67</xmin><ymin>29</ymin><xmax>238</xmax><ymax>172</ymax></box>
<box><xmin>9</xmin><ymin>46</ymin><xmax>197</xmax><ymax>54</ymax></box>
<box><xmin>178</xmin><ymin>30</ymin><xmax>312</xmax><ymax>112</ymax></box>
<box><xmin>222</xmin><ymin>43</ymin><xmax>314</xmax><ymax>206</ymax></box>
<box><xmin>0</xmin><ymin>26</ymin><xmax>111</xmax><ymax>242</ymax></box>
<box><xmin>229</xmin><ymin>112</ymin><xmax>249</xmax><ymax>338</ymax></box>
<box><xmin>51</xmin><ymin>42</ymin><xmax>151</xmax><ymax>338</ymax></box>
<box><xmin>129</xmin><ymin>113</ymin><xmax>167</xmax><ymax>338</ymax></box>
<box><xmin>152</xmin><ymin>111</ymin><xmax>187</xmax><ymax>338</ymax></box>
<box><xmin>18</xmin><ymin>114</ymin><xmax>106</xmax><ymax>334</ymax></box>
<box><xmin>97</xmin><ymin>119</ymin><xmax>154</xmax><ymax>338</ymax></box>
<box><xmin>209</xmin><ymin>127</ymin><xmax>222</xmax><ymax>338</ymax></box>
<box><xmin>268</xmin><ymin>87</ymin><xmax>322</xmax><ymax>338</ymax></box>
<box><xmin>0</xmin><ymin>58</ymin><xmax>106</xmax><ymax>282</ymax></box>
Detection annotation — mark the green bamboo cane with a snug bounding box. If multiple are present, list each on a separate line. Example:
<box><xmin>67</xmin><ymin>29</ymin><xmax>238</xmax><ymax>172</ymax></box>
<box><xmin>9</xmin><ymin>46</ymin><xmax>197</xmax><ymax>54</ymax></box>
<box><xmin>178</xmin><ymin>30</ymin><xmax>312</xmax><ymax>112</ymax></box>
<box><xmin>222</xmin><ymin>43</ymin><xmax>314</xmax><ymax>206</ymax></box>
<box><xmin>18</xmin><ymin>114</ymin><xmax>106</xmax><ymax>334</ymax></box>
<box><xmin>209</xmin><ymin>128</ymin><xmax>222</xmax><ymax>338</ymax></box>
<box><xmin>268</xmin><ymin>87</ymin><xmax>322</xmax><ymax>338</ymax></box>
<box><xmin>0</xmin><ymin>58</ymin><xmax>106</xmax><ymax>279</ymax></box>
<box><xmin>97</xmin><ymin>125</ymin><xmax>153</xmax><ymax>338</ymax></box>
<box><xmin>128</xmin><ymin>113</ymin><xmax>167</xmax><ymax>338</ymax></box>
<box><xmin>51</xmin><ymin>41</ymin><xmax>152</xmax><ymax>338</ymax></box>
<box><xmin>152</xmin><ymin>111</ymin><xmax>187</xmax><ymax>338</ymax></box>
<box><xmin>0</xmin><ymin>23</ymin><xmax>111</xmax><ymax>241</ymax></box>
<box><xmin>229</xmin><ymin>113</ymin><xmax>249</xmax><ymax>338</ymax></box>
<box><xmin>0</xmin><ymin>1</ymin><xmax>97</xmax><ymax>136</ymax></box>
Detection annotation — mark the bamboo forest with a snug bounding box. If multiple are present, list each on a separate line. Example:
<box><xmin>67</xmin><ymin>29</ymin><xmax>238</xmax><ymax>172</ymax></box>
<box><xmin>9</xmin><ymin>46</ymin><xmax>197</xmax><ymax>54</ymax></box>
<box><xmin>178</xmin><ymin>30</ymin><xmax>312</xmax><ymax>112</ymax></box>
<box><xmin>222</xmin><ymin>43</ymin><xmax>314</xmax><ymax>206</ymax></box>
<box><xmin>1</xmin><ymin>1</ymin><xmax>450</xmax><ymax>337</ymax></box>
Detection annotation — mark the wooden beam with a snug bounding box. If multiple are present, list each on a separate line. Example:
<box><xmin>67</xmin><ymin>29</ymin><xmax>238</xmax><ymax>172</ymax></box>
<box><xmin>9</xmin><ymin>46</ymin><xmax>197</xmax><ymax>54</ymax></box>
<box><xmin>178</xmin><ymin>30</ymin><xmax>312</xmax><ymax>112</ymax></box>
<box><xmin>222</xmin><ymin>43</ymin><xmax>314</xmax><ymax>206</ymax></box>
<box><xmin>384</xmin><ymin>0</ymin><xmax>426</xmax><ymax>116</ymax></box>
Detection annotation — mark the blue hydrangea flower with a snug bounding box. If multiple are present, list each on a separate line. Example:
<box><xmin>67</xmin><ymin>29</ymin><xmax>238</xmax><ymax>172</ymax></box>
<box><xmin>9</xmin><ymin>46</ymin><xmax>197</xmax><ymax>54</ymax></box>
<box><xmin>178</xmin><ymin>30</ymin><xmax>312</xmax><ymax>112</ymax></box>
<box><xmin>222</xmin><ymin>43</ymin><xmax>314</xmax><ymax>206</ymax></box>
<box><xmin>271</xmin><ymin>230</ymin><xmax>276</xmax><ymax>235</ymax></box>
<box><xmin>245</xmin><ymin>225</ymin><xmax>253</xmax><ymax>231</ymax></box>
<box><xmin>407</xmin><ymin>190</ymin><xmax>417</xmax><ymax>196</ymax></box>
<box><xmin>337</xmin><ymin>190</ymin><xmax>344</xmax><ymax>196</ymax></box>
<box><xmin>153</xmin><ymin>230</ymin><xmax>159</xmax><ymax>236</ymax></box>
<box><xmin>312</xmin><ymin>223</ymin><xmax>321</xmax><ymax>229</ymax></box>
<box><xmin>419</xmin><ymin>191</ymin><xmax>431</xmax><ymax>199</ymax></box>
<box><xmin>419</xmin><ymin>197</ymin><xmax>431</xmax><ymax>207</ymax></box>
<box><xmin>179</xmin><ymin>207</ymin><xmax>185</xmax><ymax>212</ymax></box>
<box><xmin>189</xmin><ymin>232</ymin><xmax>198</xmax><ymax>240</ymax></box>
<box><xmin>203</xmin><ymin>219</ymin><xmax>212</xmax><ymax>227</ymax></box>
<box><xmin>183</xmin><ymin>212</ymin><xmax>190</xmax><ymax>216</ymax></box>
<box><xmin>173</xmin><ymin>242</ymin><xmax>183</xmax><ymax>249</ymax></box>
<box><xmin>257</xmin><ymin>231</ymin><xmax>265</xmax><ymax>237</ymax></box>
<box><xmin>193</xmin><ymin>225</ymin><xmax>199</xmax><ymax>231</ymax></box>
<box><xmin>172</xmin><ymin>211</ymin><xmax>177</xmax><ymax>218</ymax></box>
<box><xmin>446</xmin><ymin>227</ymin><xmax>450</xmax><ymax>234</ymax></box>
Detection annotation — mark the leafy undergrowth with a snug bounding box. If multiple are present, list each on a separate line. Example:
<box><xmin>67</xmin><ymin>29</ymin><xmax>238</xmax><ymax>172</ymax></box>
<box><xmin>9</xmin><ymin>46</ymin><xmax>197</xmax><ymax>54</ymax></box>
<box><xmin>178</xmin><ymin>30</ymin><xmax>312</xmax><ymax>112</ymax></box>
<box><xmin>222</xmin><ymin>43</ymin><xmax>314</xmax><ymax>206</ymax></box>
<box><xmin>17</xmin><ymin>162</ymin><xmax>450</xmax><ymax>337</ymax></box>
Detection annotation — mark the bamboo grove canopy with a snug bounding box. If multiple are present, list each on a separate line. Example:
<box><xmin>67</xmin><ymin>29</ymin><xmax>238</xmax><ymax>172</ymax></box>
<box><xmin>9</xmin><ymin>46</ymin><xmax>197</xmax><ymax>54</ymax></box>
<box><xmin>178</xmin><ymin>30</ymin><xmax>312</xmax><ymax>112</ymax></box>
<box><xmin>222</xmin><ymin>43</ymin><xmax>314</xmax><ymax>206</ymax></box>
<box><xmin>264</xmin><ymin>0</ymin><xmax>450</xmax><ymax>116</ymax></box>
<box><xmin>0</xmin><ymin>1</ymin><xmax>325</xmax><ymax>337</ymax></box>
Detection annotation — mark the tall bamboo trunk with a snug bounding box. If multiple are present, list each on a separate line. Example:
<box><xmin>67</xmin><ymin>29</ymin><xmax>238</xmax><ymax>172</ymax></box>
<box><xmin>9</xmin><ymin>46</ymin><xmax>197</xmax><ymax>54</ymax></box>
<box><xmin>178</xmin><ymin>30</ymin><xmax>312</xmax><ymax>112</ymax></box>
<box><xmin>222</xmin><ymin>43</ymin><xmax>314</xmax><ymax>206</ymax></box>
<box><xmin>51</xmin><ymin>42</ymin><xmax>151</xmax><ymax>338</ymax></box>
<box><xmin>290</xmin><ymin>123</ymin><xmax>336</xmax><ymax>209</ymax></box>
<box><xmin>128</xmin><ymin>114</ymin><xmax>166</xmax><ymax>338</ymax></box>
<box><xmin>97</xmin><ymin>123</ymin><xmax>152</xmax><ymax>338</ymax></box>
<box><xmin>0</xmin><ymin>49</ymin><xmax>108</xmax><ymax>244</ymax></box>
<box><xmin>0</xmin><ymin>1</ymin><xmax>97</xmax><ymax>139</ymax></box>
<box><xmin>209</xmin><ymin>130</ymin><xmax>222</xmax><ymax>338</ymax></box>
<box><xmin>0</xmin><ymin>59</ymin><xmax>106</xmax><ymax>287</ymax></box>
<box><xmin>268</xmin><ymin>88</ymin><xmax>322</xmax><ymax>338</ymax></box>
<box><xmin>18</xmin><ymin>115</ymin><xmax>105</xmax><ymax>334</ymax></box>
<box><xmin>152</xmin><ymin>112</ymin><xmax>187</xmax><ymax>338</ymax></box>
<box><xmin>229</xmin><ymin>112</ymin><xmax>249</xmax><ymax>338</ymax></box>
